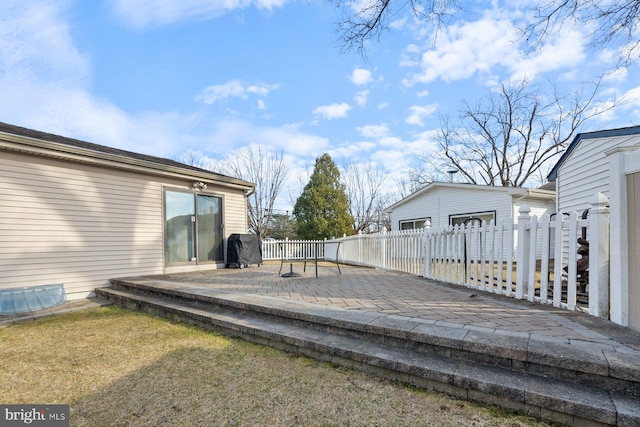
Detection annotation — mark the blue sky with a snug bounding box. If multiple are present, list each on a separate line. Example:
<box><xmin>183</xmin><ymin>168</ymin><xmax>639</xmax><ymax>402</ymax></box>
<box><xmin>2</xmin><ymin>0</ymin><xmax>639</xmax><ymax>210</ymax></box>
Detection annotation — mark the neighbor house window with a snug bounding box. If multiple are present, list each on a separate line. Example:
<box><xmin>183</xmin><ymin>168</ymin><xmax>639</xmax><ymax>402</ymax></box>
<box><xmin>449</xmin><ymin>211</ymin><xmax>495</xmax><ymax>227</ymax></box>
<box><xmin>400</xmin><ymin>218</ymin><xmax>431</xmax><ymax>230</ymax></box>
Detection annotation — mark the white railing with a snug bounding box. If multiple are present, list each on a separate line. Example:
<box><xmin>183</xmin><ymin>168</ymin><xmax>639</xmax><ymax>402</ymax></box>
<box><xmin>424</xmin><ymin>208</ymin><xmax>588</xmax><ymax>310</ymax></box>
<box><xmin>422</xmin><ymin>194</ymin><xmax>610</xmax><ymax>316</ymax></box>
<box><xmin>260</xmin><ymin>194</ymin><xmax>610</xmax><ymax>318</ymax></box>
<box><xmin>262</xmin><ymin>239</ymin><xmax>326</xmax><ymax>261</ymax></box>
<box><xmin>337</xmin><ymin>229</ymin><xmax>425</xmax><ymax>276</ymax></box>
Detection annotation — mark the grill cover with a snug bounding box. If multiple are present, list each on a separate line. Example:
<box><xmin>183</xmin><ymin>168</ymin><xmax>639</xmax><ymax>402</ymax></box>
<box><xmin>226</xmin><ymin>234</ymin><xmax>262</xmax><ymax>267</ymax></box>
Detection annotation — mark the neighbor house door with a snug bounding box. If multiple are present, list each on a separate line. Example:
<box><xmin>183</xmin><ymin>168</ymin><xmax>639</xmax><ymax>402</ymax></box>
<box><xmin>628</xmin><ymin>172</ymin><xmax>640</xmax><ymax>332</ymax></box>
<box><xmin>165</xmin><ymin>190</ymin><xmax>223</xmax><ymax>265</ymax></box>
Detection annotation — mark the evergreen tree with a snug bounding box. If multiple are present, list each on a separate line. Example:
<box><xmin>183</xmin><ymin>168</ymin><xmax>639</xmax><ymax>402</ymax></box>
<box><xmin>293</xmin><ymin>154</ymin><xmax>354</xmax><ymax>240</ymax></box>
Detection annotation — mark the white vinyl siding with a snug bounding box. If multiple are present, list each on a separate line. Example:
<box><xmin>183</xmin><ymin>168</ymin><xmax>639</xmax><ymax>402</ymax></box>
<box><xmin>390</xmin><ymin>186</ymin><xmax>516</xmax><ymax>231</ymax></box>
<box><xmin>388</xmin><ymin>184</ymin><xmax>555</xmax><ymax>261</ymax></box>
<box><xmin>0</xmin><ymin>151</ymin><xmax>249</xmax><ymax>299</ymax></box>
<box><xmin>519</xmin><ymin>198</ymin><xmax>555</xmax><ymax>219</ymax></box>
<box><xmin>556</xmin><ymin>135</ymin><xmax>640</xmax><ymax>214</ymax></box>
<box><xmin>0</xmin><ymin>152</ymin><xmax>162</xmax><ymax>298</ymax></box>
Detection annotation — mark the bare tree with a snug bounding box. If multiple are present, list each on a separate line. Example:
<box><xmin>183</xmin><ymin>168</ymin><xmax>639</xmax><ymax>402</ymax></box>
<box><xmin>218</xmin><ymin>145</ymin><xmax>288</xmax><ymax>239</ymax></box>
<box><xmin>331</xmin><ymin>0</ymin><xmax>640</xmax><ymax>64</ymax></box>
<box><xmin>330</xmin><ymin>0</ymin><xmax>460</xmax><ymax>53</ymax></box>
<box><xmin>176</xmin><ymin>150</ymin><xmax>212</xmax><ymax>169</ymax></box>
<box><xmin>526</xmin><ymin>0</ymin><xmax>640</xmax><ymax>65</ymax></box>
<box><xmin>408</xmin><ymin>79</ymin><xmax>616</xmax><ymax>188</ymax></box>
<box><xmin>341</xmin><ymin>162</ymin><xmax>389</xmax><ymax>233</ymax></box>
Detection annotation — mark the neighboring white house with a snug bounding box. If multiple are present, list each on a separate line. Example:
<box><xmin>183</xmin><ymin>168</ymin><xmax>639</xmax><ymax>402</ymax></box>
<box><xmin>547</xmin><ymin>125</ymin><xmax>640</xmax><ymax>332</ymax></box>
<box><xmin>0</xmin><ymin>122</ymin><xmax>255</xmax><ymax>302</ymax></box>
<box><xmin>386</xmin><ymin>182</ymin><xmax>555</xmax><ymax>231</ymax></box>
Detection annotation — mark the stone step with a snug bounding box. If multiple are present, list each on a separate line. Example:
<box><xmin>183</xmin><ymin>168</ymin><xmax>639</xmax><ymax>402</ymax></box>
<box><xmin>96</xmin><ymin>280</ymin><xmax>640</xmax><ymax>426</ymax></box>
<box><xmin>106</xmin><ymin>278</ymin><xmax>640</xmax><ymax>395</ymax></box>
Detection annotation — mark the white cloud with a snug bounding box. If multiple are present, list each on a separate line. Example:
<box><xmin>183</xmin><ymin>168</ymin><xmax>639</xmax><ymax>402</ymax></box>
<box><xmin>406</xmin><ymin>104</ymin><xmax>438</xmax><ymax>126</ymax></box>
<box><xmin>195</xmin><ymin>80</ymin><xmax>280</xmax><ymax>104</ymax></box>
<box><xmin>313</xmin><ymin>102</ymin><xmax>352</xmax><ymax>119</ymax></box>
<box><xmin>404</xmin><ymin>11</ymin><xmax>587</xmax><ymax>86</ymax></box>
<box><xmin>356</xmin><ymin>123</ymin><xmax>388</xmax><ymax>138</ymax></box>
<box><xmin>508</xmin><ymin>29</ymin><xmax>586</xmax><ymax>82</ymax></box>
<box><xmin>0</xmin><ymin>1</ymin><xmax>324</xmax><ymax>164</ymax></box>
<box><xmin>0</xmin><ymin>1</ymin><xmax>202</xmax><ymax>157</ymax></box>
<box><xmin>603</xmin><ymin>67</ymin><xmax>629</xmax><ymax>83</ymax></box>
<box><xmin>109</xmin><ymin>0</ymin><xmax>290</xmax><ymax>28</ymax></box>
<box><xmin>329</xmin><ymin>141</ymin><xmax>377</xmax><ymax>159</ymax></box>
<box><xmin>405</xmin><ymin>17</ymin><xmax>519</xmax><ymax>85</ymax></box>
<box><xmin>348</xmin><ymin>0</ymin><xmax>377</xmax><ymax>16</ymax></box>
<box><xmin>622</xmin><ymin>85</ymin><xmax>640</xmax><ymax>106</ymax></box>
<box><xmin>191</xmin><ymin>118</ymin><xmax>330</xmax><ymax>157</ymax></box>
<box><xmin>353</xmin><ymin>90</ymin><xmax>370</xmax><ymax>107</ymax></box>
<box><xmin>0</xmin><ymin>1</ymin><xmax>90</xmax><ymax>88</ymax></box>
<box><xmin>349</xmin><ymin>67</ymin><xmax>373</xmax><ymax>85</ymax></box>
<box><xmin>390</xmin><ymin>17</ymin><xmax>407</xmax><ymax>30</ymax></box>
<box><xmin>370</xmin><ymin>149</ymin><xmax>407</xmax><ymax>178</ymax></box>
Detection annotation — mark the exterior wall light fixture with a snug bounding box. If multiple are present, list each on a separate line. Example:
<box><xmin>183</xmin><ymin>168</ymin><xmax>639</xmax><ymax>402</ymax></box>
<box><xmin>192</xmin><ymin>181</ymin><xmax>207</xmax><ymax>190</ymax></box>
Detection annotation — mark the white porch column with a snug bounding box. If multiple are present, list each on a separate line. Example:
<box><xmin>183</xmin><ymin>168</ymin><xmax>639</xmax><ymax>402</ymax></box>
<box><xmin>588</xmin><ymin>192</ymin><xmax>610</xmax><ymax>318</ymax></box>
<box><xmin>606</xmin><ymin>149</ymin><xmax>629</xmax><ymax>326</ymax></box>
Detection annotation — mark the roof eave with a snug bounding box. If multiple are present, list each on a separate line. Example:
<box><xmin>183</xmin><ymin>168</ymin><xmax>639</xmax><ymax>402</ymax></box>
<box><xmin>384</xmin><ymin>182</ymin><xmax>535</xmax><ymax>212</ymax></box>
<box><xmin>0</xmin><ymin>131</ymin><xmax>255</xmax><ymax>192</ymax></box>
<box><xmin>547</xmin><ymin>125</ymin><xmax>640</xmax><ymax>182</ymax></box>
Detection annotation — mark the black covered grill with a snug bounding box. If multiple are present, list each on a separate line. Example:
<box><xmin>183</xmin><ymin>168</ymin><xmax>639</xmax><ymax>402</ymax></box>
<box><xmin>226</xmin><ymin>234</ymin><xmax>262</xmax><ymax>268</ymax></box>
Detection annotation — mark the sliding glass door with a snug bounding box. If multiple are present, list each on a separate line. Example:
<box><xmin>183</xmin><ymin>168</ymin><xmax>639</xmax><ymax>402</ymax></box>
<box><xmin>165</xmin><ymin>190</ymin><xmax>223</xmax><ymax>265</ymax></box>
<box><xmin>196</xmin><ymin>194</ymin><xmax>223</xmax><ymax>262</ymax></box>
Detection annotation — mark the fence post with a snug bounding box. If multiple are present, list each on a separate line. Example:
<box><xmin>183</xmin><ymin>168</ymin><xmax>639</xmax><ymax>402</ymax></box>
<box><xmin>516</xmin><ymin>205</ymin><xmax>531</xmax><ymax>299</ymax></box>
<box><xmin>589</xmin><ymin>192</ymin><xmax>610</xmax><ymax>318</ymax></box>
<box><xmin>422</xmin><ymin>228</ymin><xmax>430</xmax><ymax>278</ymax></box>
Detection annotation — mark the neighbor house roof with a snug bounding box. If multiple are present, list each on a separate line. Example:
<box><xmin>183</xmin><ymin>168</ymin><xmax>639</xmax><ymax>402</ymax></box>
<box><xmin>0</xmin><ymin>121</ymin><xmax>255</xmax><ymax>191</ymax></box>
<box><xmin>546</xmin><ymin>125</ymin><xmax>640</xmax><ymax>182</ymax></box>
<box><xmin>385</xmin><ymin>182</ymin><xmax>555</xmax><ymax>213</ymax></box>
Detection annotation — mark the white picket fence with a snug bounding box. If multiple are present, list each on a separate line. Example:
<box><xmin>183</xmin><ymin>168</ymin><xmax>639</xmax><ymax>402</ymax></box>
<box><xmin>336</xmin><ymin>229</ymin><xmax>425</xmax><ymax>275</ymax></box>
<box><xmin>262</xmin><ymin>239</ymin><xmax>326</xmax><ymax>261</ymax></box>
<box><xmin>425</xmin><ymin>208</ymin><xmax>590</xmax><ymax>311</ymax></box>
<box><xmin>422</xmin><ymin>195</ymin><xmax>610</xmax><ymax>316</ymax></box>
<box><xmin>261</xmin><ymin>194</ymin><xmax>611</xmax><ymax>318</ymax></box>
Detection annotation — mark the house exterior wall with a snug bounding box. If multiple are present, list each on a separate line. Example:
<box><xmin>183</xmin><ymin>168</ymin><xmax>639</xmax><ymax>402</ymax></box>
<box><xmin>390</xmin><ymin>186</ymin><xmax>516</xmax><ymax>231</ymax></box>
<box><xmin>556</xmin><ymin>134</ymin><xmax>640</xmax><ymax>214</ymax></box>
<box><xmin>552</xmin><ymin>128</ymin><xmax>640</xmax><ymax>330</ymax></box>
<box><xmin>514</xmin><ymin>198</ymin><xmax>555</xmax><ymax>219</ymax></box>
<box><xmin>389</xmin><ymin>185</ymin><xmax>555</xmax><ymax>261</ymax></box>
<box><xmin>0</xmin><ymin>151</ymin><xmax>248</xmax><ymax>299</ymax></box>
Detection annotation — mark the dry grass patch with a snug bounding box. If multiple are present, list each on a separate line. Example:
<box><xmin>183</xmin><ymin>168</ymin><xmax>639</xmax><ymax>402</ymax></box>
<box><xmin>0</xmin><ymin>307</ymin><xmax>560</xmax><ymax>426</ymax></box>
